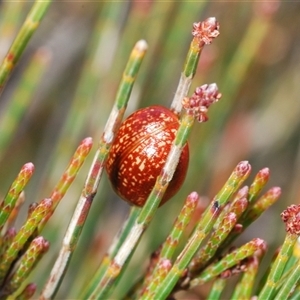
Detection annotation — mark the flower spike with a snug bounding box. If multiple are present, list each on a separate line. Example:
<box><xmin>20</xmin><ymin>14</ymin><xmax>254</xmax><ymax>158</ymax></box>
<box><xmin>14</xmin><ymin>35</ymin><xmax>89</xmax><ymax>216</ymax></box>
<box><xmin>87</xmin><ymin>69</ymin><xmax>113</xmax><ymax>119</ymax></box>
<box><xmin>192</xmin><ymin>17</ymin><xmax>220</xmax><ymax>45</ymax></box>
<box><xmin>281</xmin><ymin>204</ymin><xmax>300</xmax><ymax>235</ymax></box>
<box><xmin>182</xmin><ymin>83</ymin><xmax>222</xmax><ymax>122</ymax></box>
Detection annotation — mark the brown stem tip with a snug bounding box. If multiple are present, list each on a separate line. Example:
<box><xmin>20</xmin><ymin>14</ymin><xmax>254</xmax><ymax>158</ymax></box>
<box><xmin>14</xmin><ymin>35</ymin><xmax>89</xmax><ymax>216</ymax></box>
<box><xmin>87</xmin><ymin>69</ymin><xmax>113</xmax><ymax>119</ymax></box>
<box><xmin>236</xmin><ymin>161</ymin><xmax>251</xmax><ymax>177</ymax></box>
<box><xmin>281</xmin><ymin>204</ymin><xmax>300</xmax><ymax>235</ymax></box>
<box><xmin>22</xmin><ymin>283</ymin><xmax>37</xmax><ymax>298</ymax></box>
<box><xmin>192</xmin><ymin>17</ymin><xmax>220</xmax><ymax>45</ymax></box>
<box><xmin>182</xmin><ymin>83</ymin><xmax>221</xmax><ymax>122</ymax></box>
<box><xmin>33</xmin><ymin>236</ymin><xmax>50</xmax><ymax>253</ymax></box>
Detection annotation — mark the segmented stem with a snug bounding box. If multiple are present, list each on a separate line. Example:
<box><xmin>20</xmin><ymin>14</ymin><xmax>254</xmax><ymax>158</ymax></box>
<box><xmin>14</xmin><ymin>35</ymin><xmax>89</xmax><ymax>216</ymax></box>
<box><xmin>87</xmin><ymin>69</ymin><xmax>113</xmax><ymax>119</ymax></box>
<box><xmin>144</xmin><ymin>161</ymin><xmax>251</xmax><ymax>300</ymax></box>
<box><xmin>274</xmin><ymin>261</ymin><xmax>300</xmax><ymax>300</ymax></box>
<box><xmin>219</xmin><ymin>184</ymin><xmax>281</xmax><ymax>252</ymax></box>
<box><xmin>232</xmin><ymin>255</ymin><xmax>261</xmax><ymax>299</ymax></box>
<box><xmin>38</xmin><ymin>137</ymin><xmax>93</xmax><ymax>232</ymax></box>
<box><xmin>171</xmin><ymin>17</ymin><xmax>220</xmax><ymax>114</ymax></box>
<box><xmin>0</xmin><ymin>198</ymin><xmax>52</xmax><ymax>284</ymax></box>
<box><xmin>242</xmin><ymin>187</ymin><xmax>281</xmax><ymax>227</ymax></box>
<box><xmin>0</xmin><ymin>163</ymin><xmax>34</xmax><ymax>231</ymax></box>
<box><xmin>207</xmin><ymin>278</ymin><xmax>226</xmax><ymax>300</ymax></box>
<box><xmin>40</xmin><ymin>40</ymin><xmax>147</xmax><ymax>300</ymax></box>
<box><xmin>0</xmin><ymin>236</ymin><xmax>49</xmax><ymax>297</ymax></box>
<box><xmin>190</xmin><ymin>238</ymin><xmax>266</xmax><ymax>287</ymax></box>
<box><xmin>81</xmin><ymin>206</ymin><xmax>140</xmax><ymax>299</ymax></box>
<box><xmin>0</xmin><ymin>0</ymin><xmax>51</xmax><ymax>95</ymax></box>
<box><xmin>189</xmin><ymin>212</ymin><xmax>238</xmax><ymax>273</ymax></box>
<box><xmin>259</xmin><ymin>204</ymin><xmax>300</xmax><ymax>299</ymax></box>
<box><xmin>248</xmin><ymin>168</ymin><xmax>270</xmax><ymax>203</ymax></box>
<box><xmin>0</xmin><ymin>48</ymin><xmax>50</xmax><ymax>158</ymax></box>
<box><xmin>258</xmin><ymin>233</ymin><xmax>297</xmax><ymax>300</ymax></box>
<box><xmin>140</xmin><ymin>192</ymin><xmax>199</xmax><ymax>298</ymax></box>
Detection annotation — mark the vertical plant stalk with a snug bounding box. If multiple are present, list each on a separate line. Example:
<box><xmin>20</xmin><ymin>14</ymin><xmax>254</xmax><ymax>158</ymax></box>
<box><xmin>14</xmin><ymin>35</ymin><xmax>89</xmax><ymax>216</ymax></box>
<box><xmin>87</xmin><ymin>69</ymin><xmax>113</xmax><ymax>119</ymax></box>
<box><xmin>0</xmin><ymin>236</ymin><xmax>49</xmax><ymax>298</ymax></box>
<box><xmin>190</xmin><ymin>238</ymin><xmax>266</xmax><ymax>287</ymax></box>
<box><xmin>39</xmin><ymin>40</ymin><xmax>147</xmax><ymax>300</ymax></box>
<box><xmin>258</xmin><ymin>204</ymin><xmax>300</xmax><ymax>300</ymax></box>
<box><xmin>274</xmin><ymin>261</ymin><xmax>300</xmax><ymax>300</ymax></box>
<box><xmin>83</xmin><ymin>206</ymin><xmax>141</xmax><ymax>299</ymax></box>
<box><xmin>189</xmin><ymin>211</ymin><xmax>238</xmax><ymax>274</ymax></box>
<box><xmin>282</xmin><ymin>234</ymin><xmax>300</xmax><ymax>273</ymax></box>
<box><xmin>0</xmin><ymin>0</ymin><xmax>51</xmax><ymax>95</ymax></box>
<box><xmin>0</xmin><ymin>48</ymin><xmax>51</xmax><ymax>157</ymax></box>
<box><xmin>142</xmin><ymin>2</ymin><xmax>207</xmax><ymax>103</ymax></box>
<box><xmin>242</xmin><ymin>187</ymin><xmax>281</xmax><ymax>227</ymax></box>
<box><xmin>258</xmin><ymin>235</ymin><xmax>296</xmax><ymax>299</ymax></box>
<box><xmin>248</xmin><ymin>167</ymin><xmax>270</xmax><ymax>203</ymax></box>
<box><xmin>170</xmin><ymin>17</ymin><xmax>220</xmax><ymax>114</ymax></box>
<box><xmin>218</xmin><ymin>183</ymin><xmax>281</xmax><ymax>252</ymax></box>
<box><xmin>290</xmin><ymin>290</ymin><xmax>300</xmax><ymax>300</ymax></box>
<box><xmin>86</xmin><ymin>84</ymin><xmax>221</xmax><ymax>300</ymax></box>
<box><xmin>232</xmin><ymin>254</ymin><xmax>262</xmax><ymax>299</ymax></box>
<box><xmin>46</xmin><ymin>4</ymin><xmax>121</xmax><ymax>186</ymax></box>
<box><xmin>213</xmin><ymin>186</ymin><xmax>248</xmax><ymax>230</ymax></box>
<box><xmin>3</xmin><ymin>192</ymin><xmax>25</xmax><ymax>231</ymax></box>
<box><xmin>0</xmin><ymin>136</ymin><xmax>91</xmax><ymax>289</ymax></box>
<box><xmin>140</xmin><ymin>192</ymin><xmax>199</xmax><ymax>298</ymax></box>
<box><xmin>0</xmin><ymin>163</ymin><xmax>34</xmax><ymax>231</ymax></box>
<box><xmin>146</xmin><ymin>161</ymin><xmax>251</xmax><ymax>300</ymax></box>
<box><xmin>0</xmin><ymin>198</ymin><xmax>52</xmax><ymax>284</ymax></box>
<box><xmin>38</xmin><ymin>137</ymin><xmax>93</xmax><ymax>232</ymax></box>
<box><xmin>0</xmin><ymin>228</ymin><xmax>16</xmax><ymax>259</ymax></box>
<box><xmin>0</xmin><ymin>2</ymin><xmax>26</xmax><ymax>60</ymax></box>
<box><xmin>207</xmin><ymin>278</ymin><xmax>226</xmax><ymax>300</ymax></box>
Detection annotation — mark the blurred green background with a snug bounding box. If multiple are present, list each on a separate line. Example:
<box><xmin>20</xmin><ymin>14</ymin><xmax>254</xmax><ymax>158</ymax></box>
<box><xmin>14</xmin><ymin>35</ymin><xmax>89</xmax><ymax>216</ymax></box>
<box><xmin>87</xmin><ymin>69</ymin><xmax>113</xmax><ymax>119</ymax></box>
<box><xmin>0</xmin><ymin>1</ymin><xmax>300</xmax><ymax>298</ymax></box>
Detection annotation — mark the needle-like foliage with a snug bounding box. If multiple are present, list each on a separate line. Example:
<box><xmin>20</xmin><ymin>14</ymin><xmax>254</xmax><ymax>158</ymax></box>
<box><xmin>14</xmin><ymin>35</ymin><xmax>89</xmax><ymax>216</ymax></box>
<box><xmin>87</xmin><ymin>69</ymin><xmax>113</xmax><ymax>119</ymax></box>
<box><xmin>0</xmin><ymin>2</ymin><xmax>299</xmax><ymax>300</ymax></box>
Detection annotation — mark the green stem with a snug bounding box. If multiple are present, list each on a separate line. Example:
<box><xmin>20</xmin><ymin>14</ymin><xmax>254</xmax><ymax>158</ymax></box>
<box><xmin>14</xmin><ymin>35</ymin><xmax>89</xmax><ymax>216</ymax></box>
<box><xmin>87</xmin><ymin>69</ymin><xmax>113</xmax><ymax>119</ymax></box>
<box><xmin>219</xmin><ymin>186</ymin><xmax>281</xmax><ymax>253</ymax></box>
<box><xmin>0</xmin><ymin>0</ymin><xmax>51</xmax><ymax>95</ymax></box>
<box><xmin>39</xmin><ymin>40</ymin><xmax>147</xmax><ymax>300</ymax></box>
<box><xmin>1</xmin><ymin>237</ymin><xmax>49</xmax><ymax>298</ymax></box>
<box><xmin>207</xmin><ymin>278</ymin><xmax>226</xmax><ymax>300</ymax></box>
<box><xmin>189</xmin><ymin>211</ymin><xmax>238</xmax><ymax>273</ymax></box>
<box><xmin>141</xmin><ymin>192</ymin><xmax>198</xmax><ymax>298</ymax></box>
<box><xmin>38</xmin><ymin>137</ymin><xmax>93</xmax><ymax>232</ymax></box>
<box><xmin>248</xmin><ymin>168</ymin><xmax>270</xmax><ymax>204</ymax></box>
<box><xmin>232</xmin><ymin>256</ymin><xmax>260</xmax><ymax>299</ymax></box>
<box><xmin>144</xmin><ymin>161</ymin><xmax>251</xmax><ymax>300</ymax></box>
<box><xmin>80</xmin><ymin>206</ymin><xmax>140</xmax><ymax>299</ymax></box>
<box><xmin>0</xmin><ymin>198</ymin><xmax>52</xmax><ymax>284</ymax></box>
<box><xmin>14</xmin><ymin>283</ymin><xmax>37</xmax><ymax>300</ymax></box>
<box><xmin>190</xmin><ymin>238</ymin><xmax>266</xmax><ymax>287</ymax></box>
<box><xmin>274</xmin><ymin>261</ymin><xmax>300</xmax><ymax>300</ymax></box>
<box><xmin>258</xmin><ymin>233</ymin><xmax>297</xmax><ymax>300</ymax></box>
<box><xmin>0</xmin><ymin>48</ymin><xmax>50</xmax><ymax>158</ymax></box>
<box><xmin>171</xmin><ymin>17</ymin><xmax>219</xmax><ymax>114</ymax></box>
<box><xmin>0</xmin><ymin>163</ymin><xmax>34</xmax><ymax>231</ymax></box>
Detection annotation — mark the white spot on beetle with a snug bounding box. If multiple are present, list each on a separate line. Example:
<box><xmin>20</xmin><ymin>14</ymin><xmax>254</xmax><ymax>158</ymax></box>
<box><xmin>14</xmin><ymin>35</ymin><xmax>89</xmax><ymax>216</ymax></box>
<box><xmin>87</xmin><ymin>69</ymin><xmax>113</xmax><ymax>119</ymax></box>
<box><xmin>144</xmin><ymin>145</ymin><xmax>156</xmax><ymax>158</ymax></box>
<box><xmin>139</xmin><ymin>159</ymin><xmax>146</xmax><ymax>171</ymax></box>
<box><xmin>158</xmin><ymin>141</ymin><xmax>166</xmax><ymax>147</ymax></box>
